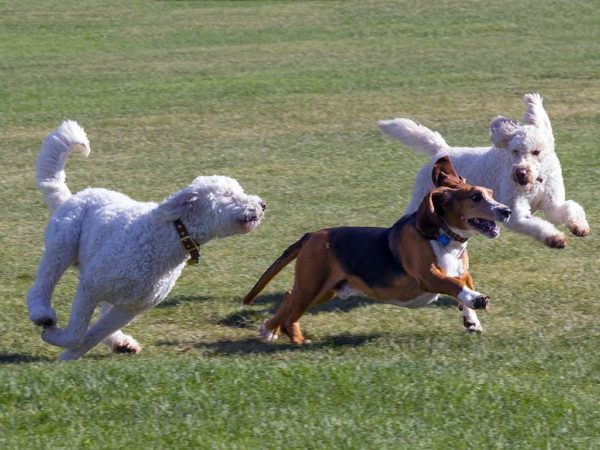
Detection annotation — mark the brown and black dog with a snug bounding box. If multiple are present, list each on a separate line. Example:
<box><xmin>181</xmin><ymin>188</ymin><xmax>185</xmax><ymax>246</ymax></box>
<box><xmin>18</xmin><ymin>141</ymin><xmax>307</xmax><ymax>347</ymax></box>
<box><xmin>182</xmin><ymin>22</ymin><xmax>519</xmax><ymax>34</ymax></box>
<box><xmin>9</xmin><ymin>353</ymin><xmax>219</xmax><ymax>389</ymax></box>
<box><xmin>243</xmin><ymin>157</ymin><xmax>511</xmax><ymax>343</ymax></box>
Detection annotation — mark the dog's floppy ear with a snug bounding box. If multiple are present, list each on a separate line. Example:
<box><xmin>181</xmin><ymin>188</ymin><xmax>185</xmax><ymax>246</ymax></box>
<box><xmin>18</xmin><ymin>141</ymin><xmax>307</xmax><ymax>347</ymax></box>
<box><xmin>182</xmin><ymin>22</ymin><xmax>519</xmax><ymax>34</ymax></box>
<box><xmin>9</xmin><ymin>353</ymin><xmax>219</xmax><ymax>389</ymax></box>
<box><xmin>431</xmin><ymin>156</ymin><xmax>465</xmax><ymax>188</ymax></box>
<box><xmin>416</xmin><ymin>188</ymin><xmax>448</xmax><ymax>238</ymax></box>
<box><xmin>523</xmin><ymin>93</ymin><xmax>552</xmax><ymax>133</ymax></box>
<box><xmin>152</xmin><ymin>188</ymin><xmax>200</xmax><ymax>222</ymax></box>
<box><xmin>490</xmin><ymin>116</ymin><xmax>519</xmax><ymax>148</ymax></box>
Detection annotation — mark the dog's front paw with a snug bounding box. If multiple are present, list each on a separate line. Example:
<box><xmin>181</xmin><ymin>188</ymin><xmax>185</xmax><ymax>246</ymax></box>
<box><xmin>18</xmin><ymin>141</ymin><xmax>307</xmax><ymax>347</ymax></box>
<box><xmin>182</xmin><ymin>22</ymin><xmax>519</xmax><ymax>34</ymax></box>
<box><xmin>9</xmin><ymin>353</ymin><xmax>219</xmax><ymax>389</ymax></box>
<box><xmin>470</xmin><ymin>295</ymin><xmax>490</xmax><ymax>310</ymax></box>
<box><xmin>29</xmin><ymin>307</ymin><xmax>57</xmax><ymax>328</ymax></box>
<box><xmin>569</xmin><ymin>224</ymin><xmax>590</xmax><ymax>237</ymax></box>
<box><xmin>545</xmin><ymin>233</ymin><xmax>567</xmax><ymax>248</ymax></box>
<box><xmin>259</xmin><ymin>324</ymin><xmax>279</xmax><ymax>342</ymax></box>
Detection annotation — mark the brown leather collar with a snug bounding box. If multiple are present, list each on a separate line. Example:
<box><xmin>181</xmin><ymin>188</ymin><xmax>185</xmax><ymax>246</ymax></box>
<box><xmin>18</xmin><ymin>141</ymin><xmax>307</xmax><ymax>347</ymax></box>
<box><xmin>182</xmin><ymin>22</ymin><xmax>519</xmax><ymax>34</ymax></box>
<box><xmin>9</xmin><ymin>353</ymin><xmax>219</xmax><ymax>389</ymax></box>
<box><xmin>174</xmin><ymin>219</ymin><xmax>200</xmax><ymax>265</ymax></box>
<box><xmin>439</xmin><ymin>220</ymin><xmax>469</xmax><ymax>244</ymax></box>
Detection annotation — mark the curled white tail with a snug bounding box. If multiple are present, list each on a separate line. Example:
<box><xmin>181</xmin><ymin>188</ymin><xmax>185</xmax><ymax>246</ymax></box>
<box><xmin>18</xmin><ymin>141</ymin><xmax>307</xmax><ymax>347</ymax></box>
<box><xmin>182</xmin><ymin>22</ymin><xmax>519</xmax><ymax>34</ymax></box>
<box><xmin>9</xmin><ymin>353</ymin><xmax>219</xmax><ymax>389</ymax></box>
<box><xmin>378</xmin><ymin>118</ymin><xmax>449</xmax><ymax>156</ymax></box>
<box><xmin>36</xmin><ymin>120</ymin><xmax>90</xmax><ymax>211</ymax></box>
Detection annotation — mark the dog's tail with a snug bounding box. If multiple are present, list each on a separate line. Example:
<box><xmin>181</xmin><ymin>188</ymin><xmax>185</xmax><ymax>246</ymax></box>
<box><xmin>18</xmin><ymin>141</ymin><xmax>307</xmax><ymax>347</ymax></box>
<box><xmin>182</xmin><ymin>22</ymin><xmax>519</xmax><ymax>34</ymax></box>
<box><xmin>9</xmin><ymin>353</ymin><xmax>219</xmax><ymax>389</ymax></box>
<box><xmin>378</xmin><ymin>118</ymin><xmax>449</xmax><ymax>156</ymax></box>
<box><xmin>36</xmin><ymin>120</ymin><xmax>90</xmax><ymax>211</ymax></box>
<box><xmin>242</xmin><ymin>233</ymin><xmax>311</xmax><ymax>305</ymax></box>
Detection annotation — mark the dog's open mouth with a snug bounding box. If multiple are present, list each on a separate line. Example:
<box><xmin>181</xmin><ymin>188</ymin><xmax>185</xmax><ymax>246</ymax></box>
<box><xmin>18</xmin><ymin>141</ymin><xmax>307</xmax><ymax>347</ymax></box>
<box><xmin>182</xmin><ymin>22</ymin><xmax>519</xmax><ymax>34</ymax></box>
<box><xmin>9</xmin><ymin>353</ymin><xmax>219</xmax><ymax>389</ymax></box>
<box><xmin>468</xmin><ymin>218</ymin><xmax>500</xmax><ymax>238</ymax></box>
<box><xmin>239</xmin><ymin>217</ymin><xmax>262</xmax><ymax>232</ymax></box>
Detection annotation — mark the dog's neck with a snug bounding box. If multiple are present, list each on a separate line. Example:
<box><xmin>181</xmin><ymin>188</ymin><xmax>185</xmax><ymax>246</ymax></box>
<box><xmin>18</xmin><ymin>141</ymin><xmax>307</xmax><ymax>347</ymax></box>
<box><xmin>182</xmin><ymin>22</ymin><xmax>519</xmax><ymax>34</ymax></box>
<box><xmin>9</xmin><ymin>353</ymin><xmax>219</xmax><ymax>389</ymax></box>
<box><xmin>173</xmin><ymin>219</ymin><xmax>200</xmax><ymax>265</ymax></box>
<box><xmin>437</xmin><ymin>219</ymin><xmax>469</xmax><ymax>245</ymax></box>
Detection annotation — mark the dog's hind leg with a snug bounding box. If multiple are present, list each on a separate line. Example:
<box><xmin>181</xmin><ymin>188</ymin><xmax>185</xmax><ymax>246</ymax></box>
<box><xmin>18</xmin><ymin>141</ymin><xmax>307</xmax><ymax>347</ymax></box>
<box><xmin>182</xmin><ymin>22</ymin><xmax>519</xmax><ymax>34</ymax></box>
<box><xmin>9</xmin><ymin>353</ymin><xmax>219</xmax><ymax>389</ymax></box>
<box><xmin>279</xmin><ymin>287</ymin><xmax>335</xmax><ymax>344</ymax></box>
<box><xmin>27</xmin><ymin>219</ymin><xmax>80</xmax><ymax>327</ymax></box>
<box><xmin>58</xmin><ymin>305</ymin><xmax>140</xmax><ymax>361</ymax></box>
<box><xmin>98</xmin><ymin>304</ymin><xmax>142</xmax><ymax>354</ymax></box>
<box><xmin>42</xmin><ymin>284</ymin><xmax>96</xmax><ymax>350</ymax></box>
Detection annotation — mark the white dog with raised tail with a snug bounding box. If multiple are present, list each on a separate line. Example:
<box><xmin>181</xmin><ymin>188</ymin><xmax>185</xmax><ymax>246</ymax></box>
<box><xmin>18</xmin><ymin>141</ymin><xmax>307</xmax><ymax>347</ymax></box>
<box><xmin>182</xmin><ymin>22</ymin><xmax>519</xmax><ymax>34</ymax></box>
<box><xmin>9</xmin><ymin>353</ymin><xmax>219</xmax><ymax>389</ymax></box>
<box><xmin>379</xmin><ymin>93</ymin><xmax>589</xmax><ymax>248</ymax></box>
<box><xmin>28</xmin><ymin>120</ymin><xmax>265</xmax><ymax>360</ymax></box>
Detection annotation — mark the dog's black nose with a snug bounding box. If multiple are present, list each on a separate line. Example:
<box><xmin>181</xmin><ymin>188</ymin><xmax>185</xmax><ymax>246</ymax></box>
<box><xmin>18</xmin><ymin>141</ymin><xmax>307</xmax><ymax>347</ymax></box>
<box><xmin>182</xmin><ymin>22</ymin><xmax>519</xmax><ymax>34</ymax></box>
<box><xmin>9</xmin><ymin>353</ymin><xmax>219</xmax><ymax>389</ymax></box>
<box><xmin>260</xmin><ymin>201</ymin><xmax>266</xmax><ymax>211</ymax></box>
<box><xmin>500</xmin><ymin>208</ymin><xmax>511</xmax><ymax>220</ymax></box>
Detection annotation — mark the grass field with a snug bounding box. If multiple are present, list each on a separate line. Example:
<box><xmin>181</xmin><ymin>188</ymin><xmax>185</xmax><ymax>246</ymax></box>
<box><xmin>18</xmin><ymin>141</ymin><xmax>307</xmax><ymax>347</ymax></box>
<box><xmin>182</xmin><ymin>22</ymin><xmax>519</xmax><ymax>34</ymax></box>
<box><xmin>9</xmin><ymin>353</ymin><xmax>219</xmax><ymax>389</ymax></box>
<box><xmin>1</xmin><ymin>0</ymin><xmax>599</xmax><ymax>448</ymax></box>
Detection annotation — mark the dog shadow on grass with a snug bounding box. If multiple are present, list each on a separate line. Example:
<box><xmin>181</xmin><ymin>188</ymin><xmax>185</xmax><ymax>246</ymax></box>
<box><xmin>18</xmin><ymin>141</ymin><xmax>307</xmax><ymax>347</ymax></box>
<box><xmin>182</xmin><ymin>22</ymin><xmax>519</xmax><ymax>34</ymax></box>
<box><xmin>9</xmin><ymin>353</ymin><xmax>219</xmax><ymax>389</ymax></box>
<box><xmin>218</xmin><ymin>292</ymin><xmax>458</xmax><ymax>330</ymax></box>
<box><xmin>157</xmin><ymin>294</ymin><xmax>212</xmax><ymax>308</ymax></box>
<box><xmin>218</xmin><ymin>292</ymin><xmax>375</xmax><ymax>329</ymax></box>
<box><xmin>184</xmin><ymin>333</ymin><xmax>381</xmax><ymax>356</ymax></box>
<box><xmin>0</xmin><ymin>353</ymin><xmax>53</xmax><ymax>364</ymax></box>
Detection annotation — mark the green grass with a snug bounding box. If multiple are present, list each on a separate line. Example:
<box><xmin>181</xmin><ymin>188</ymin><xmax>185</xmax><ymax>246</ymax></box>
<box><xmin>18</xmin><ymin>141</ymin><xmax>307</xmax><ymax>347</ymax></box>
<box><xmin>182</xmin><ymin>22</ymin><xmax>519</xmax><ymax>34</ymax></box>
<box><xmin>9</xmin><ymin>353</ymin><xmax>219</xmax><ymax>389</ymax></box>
<box><xmin>1</xmin><ymin>0</ymin><xmax>600</xmax><ymax>448</ymax></box>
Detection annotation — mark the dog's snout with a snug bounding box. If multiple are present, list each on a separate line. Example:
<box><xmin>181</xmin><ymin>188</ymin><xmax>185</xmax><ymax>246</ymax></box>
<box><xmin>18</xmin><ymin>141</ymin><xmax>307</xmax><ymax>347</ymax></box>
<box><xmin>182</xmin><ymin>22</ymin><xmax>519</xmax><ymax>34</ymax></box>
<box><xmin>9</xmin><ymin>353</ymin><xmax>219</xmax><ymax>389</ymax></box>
<box><xmin>515</xmin><ymin>168</ymin><xmax>528</xmax><ymax>178</ymax></box>
<box><xmin>499</xmin><ymin>207</ymin><xmax>511</xmax><ymax>221</ymax></box>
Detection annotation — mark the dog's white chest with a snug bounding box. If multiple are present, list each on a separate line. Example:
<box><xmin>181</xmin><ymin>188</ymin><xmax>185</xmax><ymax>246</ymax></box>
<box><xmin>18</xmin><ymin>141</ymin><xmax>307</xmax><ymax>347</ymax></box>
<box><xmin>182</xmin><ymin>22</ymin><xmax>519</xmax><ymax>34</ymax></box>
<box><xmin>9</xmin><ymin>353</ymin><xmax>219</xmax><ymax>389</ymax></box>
<box><xmin>430</xmin><ymin>240</ymin><xmax>466</xmax><ymax>277</ymax></box>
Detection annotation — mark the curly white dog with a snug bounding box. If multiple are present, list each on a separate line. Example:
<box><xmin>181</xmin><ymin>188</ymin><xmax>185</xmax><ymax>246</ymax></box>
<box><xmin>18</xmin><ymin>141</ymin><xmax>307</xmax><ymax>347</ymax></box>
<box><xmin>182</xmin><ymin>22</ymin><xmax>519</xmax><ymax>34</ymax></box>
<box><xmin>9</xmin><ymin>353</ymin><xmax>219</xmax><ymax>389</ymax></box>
<box><xmin>379</xmin><ymin>93</ymin><xmax>589</xmax><ymax>248</ymax></box>
<box><xmin>27</xmin><ymin>120</ymin><xmax>265</xmax><ymax>360</ymax></box>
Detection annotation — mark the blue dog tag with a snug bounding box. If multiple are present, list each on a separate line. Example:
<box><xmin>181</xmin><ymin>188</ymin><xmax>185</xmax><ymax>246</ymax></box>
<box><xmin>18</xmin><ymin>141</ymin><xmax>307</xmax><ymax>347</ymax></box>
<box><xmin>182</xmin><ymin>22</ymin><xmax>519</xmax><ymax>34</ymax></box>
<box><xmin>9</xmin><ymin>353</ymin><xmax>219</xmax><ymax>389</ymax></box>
<box><xmin>437</xmin><ymin>234</ymin><xmax>450</xmax><ymax>246</ymax></box>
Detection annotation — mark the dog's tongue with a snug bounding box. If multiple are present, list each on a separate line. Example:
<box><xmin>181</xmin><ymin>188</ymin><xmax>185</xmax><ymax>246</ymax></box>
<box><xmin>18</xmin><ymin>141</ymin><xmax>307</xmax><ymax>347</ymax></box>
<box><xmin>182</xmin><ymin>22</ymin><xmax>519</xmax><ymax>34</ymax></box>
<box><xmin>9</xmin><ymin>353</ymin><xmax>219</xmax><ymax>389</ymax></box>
<box><xmin>469</xmin><ymin>218</ymin><xmax>500</xmax><ymax>238</ymax></box>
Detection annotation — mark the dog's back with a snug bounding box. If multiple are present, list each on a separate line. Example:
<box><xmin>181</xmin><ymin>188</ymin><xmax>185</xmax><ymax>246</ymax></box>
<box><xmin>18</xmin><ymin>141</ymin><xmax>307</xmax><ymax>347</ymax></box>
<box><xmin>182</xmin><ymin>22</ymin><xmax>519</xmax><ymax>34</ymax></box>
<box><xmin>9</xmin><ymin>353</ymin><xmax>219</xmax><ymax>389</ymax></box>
<box><xmin>405</xmin><ymin>146</ymin><xmax>508</xmax><ymax>213</ymax></box>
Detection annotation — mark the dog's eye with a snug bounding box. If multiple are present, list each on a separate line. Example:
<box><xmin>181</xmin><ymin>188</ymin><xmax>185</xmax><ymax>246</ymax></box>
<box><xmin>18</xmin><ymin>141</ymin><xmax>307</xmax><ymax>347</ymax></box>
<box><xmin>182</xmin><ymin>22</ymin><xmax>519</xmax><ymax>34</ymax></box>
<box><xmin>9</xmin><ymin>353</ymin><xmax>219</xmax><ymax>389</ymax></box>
<box><xmin>532</xmin><ymin>150</ymin><xmax>541</xmax><ymax>156</ymax></box>
<box><xmin>512</xmin><ymin>150</ymin><xmax>518</xmax><ymax>155</ymax></box>
<box><xmin>471</xmin><ymin>193</ymin><xmax>483</xmax><ymax>202</ymax></box>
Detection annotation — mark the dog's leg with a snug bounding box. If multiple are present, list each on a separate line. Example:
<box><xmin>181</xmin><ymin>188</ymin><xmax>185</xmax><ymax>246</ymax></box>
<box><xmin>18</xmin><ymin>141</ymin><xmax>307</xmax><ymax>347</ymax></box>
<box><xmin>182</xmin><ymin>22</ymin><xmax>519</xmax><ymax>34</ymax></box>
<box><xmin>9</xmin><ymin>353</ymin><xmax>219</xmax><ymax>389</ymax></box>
<box><xmin>27</xmin><ymin>215</ymin><xmax>81</xmax><ymax>327</ymax></box>
<box><xmin>507</xmin><ymin>198</ymin><xmax>567</xmax><ymax>248</ymax></box>
<box><xmin>543</xmin><ymin>200</ymin><xmax>590</xmax><ymax>238</ymax></box>
<box><xmin>276</xmin><ymin>288</ymin><xmax>335</xmax><ymax>344</ymax></box>
<box><xmin>42</xmin><ymin>285</ymin><xmax>96</xmax><ymax>350</ymax></box>
<box><xmin>96</xmin><ymin>303</ymin><xmax>142</xmax><ymax>354</ymax></box>
<box><xmin>27</xmin><ymin>249</ymin><xmax>76</xmax><ymax>327</ymax></box>
<box><xmin>412</xmin><ymin>266</ymin><xmax>489</xmax><ymax>310</ymax></box>
<box><xmin>461</xmin><ymin>274</ymin><xmax>483</xmax><ymax>333</ymax></box>
<box><xmin>262</xmin><ymin>286</ymin><xmax>335</xmax><ymax>344</ymax></box>
<box><xmin>59</xmin><ymin>305</ymin><xmax>140</xmax><ymax>361</ymax></box>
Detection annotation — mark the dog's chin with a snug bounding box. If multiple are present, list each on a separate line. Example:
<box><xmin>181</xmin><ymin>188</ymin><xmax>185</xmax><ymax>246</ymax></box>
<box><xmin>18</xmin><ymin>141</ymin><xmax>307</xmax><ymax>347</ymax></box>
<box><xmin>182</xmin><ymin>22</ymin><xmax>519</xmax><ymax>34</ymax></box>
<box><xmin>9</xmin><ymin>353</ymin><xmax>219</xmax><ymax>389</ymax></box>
<box><xmin>513</xmin><ymin>177</ymin><xmax>535</xmax><ymax>190</ymax></box>
<box><xmin>468</xmin><ymin>218</ymin><xmax>500</xmax><ymax>239</ymax></box>
<box><xmin>238</xmin><ymin>217</ymin><xmax>262</xmax><ymax>233</ymax></box>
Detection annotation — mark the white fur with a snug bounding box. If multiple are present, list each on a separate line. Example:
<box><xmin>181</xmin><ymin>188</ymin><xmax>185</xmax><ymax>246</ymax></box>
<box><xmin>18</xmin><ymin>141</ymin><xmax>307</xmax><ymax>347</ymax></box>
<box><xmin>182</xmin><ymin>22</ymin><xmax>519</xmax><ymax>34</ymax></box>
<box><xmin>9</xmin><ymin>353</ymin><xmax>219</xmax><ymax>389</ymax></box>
<box><xmin>431</xmin><ymin>238</ymin><xmax>483</xmax><ymax>330</ymax></box>
<box><xmin>379</xmin><ymin>93</ymin><xmax>590</xmax><ymax>247</ymax></box>
<box><xmin>430</xmin><ymin>239</ymin><xmax>467</xmax><ymax>278</ymax></box>
<box><xmin>27</xmin><ymin>121</ymin><xmax>265</xmax><ymax>360</ymax></box>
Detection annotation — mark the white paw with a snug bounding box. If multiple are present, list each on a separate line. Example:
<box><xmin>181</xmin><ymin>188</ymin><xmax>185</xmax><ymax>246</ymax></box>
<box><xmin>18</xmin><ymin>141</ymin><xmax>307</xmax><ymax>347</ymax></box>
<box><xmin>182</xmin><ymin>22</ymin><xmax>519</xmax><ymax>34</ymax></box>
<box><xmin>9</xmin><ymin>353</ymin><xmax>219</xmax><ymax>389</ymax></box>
<box><xmin>110</xmin><ymin>335</ymin><xmax>142</xmax><ymax>354</ymax></box>
<box><xmin>260</xmin><ymin>324</ymin><xmax>278</xmax><ymax>341</ymax></box>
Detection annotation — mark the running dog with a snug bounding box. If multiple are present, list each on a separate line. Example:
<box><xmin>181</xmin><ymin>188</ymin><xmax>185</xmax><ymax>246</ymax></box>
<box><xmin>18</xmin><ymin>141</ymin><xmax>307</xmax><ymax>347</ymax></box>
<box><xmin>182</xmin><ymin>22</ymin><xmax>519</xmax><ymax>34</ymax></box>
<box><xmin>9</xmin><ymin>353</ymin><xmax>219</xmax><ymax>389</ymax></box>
<box><xmin>379</xmin><ymin>93</ymin><xmax>589</xmax><ymax>248</ymax></box>
<box><xmin>28</xmin><ymin>120</ymin><xmax>265</xmax><ymax>360</ymax></box>
<box><xmin>242</xmin><ymin>157</ymin><xmax>511</xmax><ymax>343</ymax></box>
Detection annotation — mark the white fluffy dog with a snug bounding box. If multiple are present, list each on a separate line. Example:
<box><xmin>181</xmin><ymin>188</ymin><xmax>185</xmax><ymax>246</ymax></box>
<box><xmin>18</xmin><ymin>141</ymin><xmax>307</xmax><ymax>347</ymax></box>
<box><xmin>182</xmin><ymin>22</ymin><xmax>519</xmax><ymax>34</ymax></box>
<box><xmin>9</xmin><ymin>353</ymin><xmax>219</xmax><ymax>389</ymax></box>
<box><xmin>27</xmin><ymin>121</ymin><xmax>265</xmax><ymax>360</ymax></box>
<box><xmin>379</xmin><ymin>93</ymin><xmax>589</xmax><ymax>248</ymax></box>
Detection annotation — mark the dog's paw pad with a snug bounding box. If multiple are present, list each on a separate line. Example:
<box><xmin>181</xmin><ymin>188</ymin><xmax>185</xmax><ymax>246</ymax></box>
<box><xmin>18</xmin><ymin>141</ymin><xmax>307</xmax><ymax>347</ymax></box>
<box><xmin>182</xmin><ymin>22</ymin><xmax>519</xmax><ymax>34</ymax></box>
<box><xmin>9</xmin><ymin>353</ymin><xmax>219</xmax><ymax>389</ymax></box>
<box><xmin>34</xmin><ymin>316</ymin><xmax>57</xmax><ymax>328</ymax></box>
<box><xmin>111</xmin><ymin>336</ymin><xmax>142</xmax><ymax>354</ymax></box>
<box><xmin>545</xmin><ymin>233</ymin><xmax>567</xmax><ymax>248</ymax></box>
<box><xmin>30</xmin><ymin>307</ymin><xmax>57</xmax><ymax>328</ymax></box>
<box><xmin>570</xmin><ymin>225</ymin><xmax>590</xmax><ymax>237</ymax></box>
<box><xmin>113</xmin><ymin>342</ymin><xmax>142</xmax><ymax>354</ymax></box>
